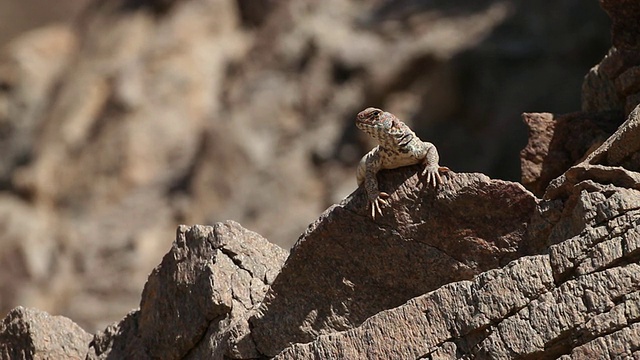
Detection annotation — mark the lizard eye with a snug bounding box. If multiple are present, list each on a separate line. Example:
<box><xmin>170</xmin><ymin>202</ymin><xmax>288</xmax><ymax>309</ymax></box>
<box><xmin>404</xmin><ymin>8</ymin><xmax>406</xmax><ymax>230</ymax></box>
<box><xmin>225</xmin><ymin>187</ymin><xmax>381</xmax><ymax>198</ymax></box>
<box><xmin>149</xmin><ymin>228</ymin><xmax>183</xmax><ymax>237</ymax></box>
<box><xmin>371</xmin><ymin>110</ymin><xmax>381</xmax><ymax>117</ymax></box>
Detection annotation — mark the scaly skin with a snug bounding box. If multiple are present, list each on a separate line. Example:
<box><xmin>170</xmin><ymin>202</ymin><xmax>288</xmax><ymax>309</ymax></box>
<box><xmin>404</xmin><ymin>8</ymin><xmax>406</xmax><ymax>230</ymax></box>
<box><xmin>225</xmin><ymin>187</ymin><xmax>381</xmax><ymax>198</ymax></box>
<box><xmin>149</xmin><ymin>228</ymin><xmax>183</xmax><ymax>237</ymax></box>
<box><xmin>356</xmin><ymin>107</ymin><xmax>446</xmax><ymax>219</ymax></box>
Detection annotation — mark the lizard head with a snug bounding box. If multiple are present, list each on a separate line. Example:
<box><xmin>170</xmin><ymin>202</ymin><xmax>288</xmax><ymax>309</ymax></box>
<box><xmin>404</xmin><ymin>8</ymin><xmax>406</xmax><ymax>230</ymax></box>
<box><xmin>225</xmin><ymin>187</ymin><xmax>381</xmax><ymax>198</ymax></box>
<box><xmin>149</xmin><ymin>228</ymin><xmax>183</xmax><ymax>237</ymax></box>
<box><xmin>356</xmin><ymin>107</ymin><xmax>403</xmax><ymax>141</ymax></box>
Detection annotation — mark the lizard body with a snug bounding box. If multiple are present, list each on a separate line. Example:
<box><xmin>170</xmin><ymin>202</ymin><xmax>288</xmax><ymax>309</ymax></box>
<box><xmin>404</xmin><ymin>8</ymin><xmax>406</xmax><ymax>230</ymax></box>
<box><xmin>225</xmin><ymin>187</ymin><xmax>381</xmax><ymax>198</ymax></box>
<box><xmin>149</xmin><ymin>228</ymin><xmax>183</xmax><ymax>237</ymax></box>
<box><xmin>355</xmin><ymin>107</ymin><xmax>446</xmax><ymax>218</ymax></box>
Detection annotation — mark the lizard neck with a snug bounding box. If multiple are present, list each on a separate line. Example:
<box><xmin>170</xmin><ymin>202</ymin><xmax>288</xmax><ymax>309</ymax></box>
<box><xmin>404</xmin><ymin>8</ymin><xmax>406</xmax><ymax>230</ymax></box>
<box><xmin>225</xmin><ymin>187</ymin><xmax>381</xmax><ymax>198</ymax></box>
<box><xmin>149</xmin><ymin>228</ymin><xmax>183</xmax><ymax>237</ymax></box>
<box><xmin>376</xmin><ymin>125</ymin><xmax>416</xmax><ymax>152</ymax></box>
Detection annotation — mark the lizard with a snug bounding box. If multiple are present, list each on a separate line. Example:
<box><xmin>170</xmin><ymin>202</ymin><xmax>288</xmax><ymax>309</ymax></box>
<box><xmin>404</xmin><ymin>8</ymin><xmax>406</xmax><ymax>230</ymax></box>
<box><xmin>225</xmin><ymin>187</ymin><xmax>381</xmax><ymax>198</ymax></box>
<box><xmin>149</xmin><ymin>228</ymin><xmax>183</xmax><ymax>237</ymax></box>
<box><xmin>355</xmin><ymin>107</ymin><xmax>448</xmax><ymax>219</ymax></box>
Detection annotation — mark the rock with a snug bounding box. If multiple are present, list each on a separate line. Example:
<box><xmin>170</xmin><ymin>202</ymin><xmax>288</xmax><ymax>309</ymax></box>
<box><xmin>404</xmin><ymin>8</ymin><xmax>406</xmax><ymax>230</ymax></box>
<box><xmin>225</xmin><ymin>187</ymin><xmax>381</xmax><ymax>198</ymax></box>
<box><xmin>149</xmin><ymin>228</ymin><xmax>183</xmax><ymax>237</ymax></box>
<box><xmin>272</xmin><ymin>128</ymin><xmax>640</xmax><ymax>358</ymax></box>
<box><xmin>0</xmin><ymin>0</ymin><xmax>611</xmax><ymax>331</ymax></box>
<box><xmin>475</xmin><ymin>263</ymin><xmax>640</xmax><ymax>359</ymax></box>
<box><xmin>271</xmin><ymin>180</ymin><xmax>640</xmax><ymax>359</ymax></box>
<box><xmin>560</xmin><ymin>322</ymin><xmax>640</xmax><ymax>359</ymax></box>
<box><xmin>273</xmin><ymin>255</ymin><xmax>554</xmax><ymax>359</ymax></box>
<box><xmin>250</xmin><ymin>170</ymin><xmax>538</xmax><ymax>357</ymax></box>
<box><xmin>582</xmin><ymin>49</ymin><xmax>626</xmax><ymax>113</ymax></box>
<box><xmin>544</xmin><ymin>104</ymin><xmax>640</xmax><ymax>203</ymax></box>
<box><xmin>520</xmin><ymin>111</ymin><xmax>622</xmax><ymax>196</ymax></box>
<box><xmin>583</xmin><ymin>1</ymin><xmax>640</xmax><ymax>116</ymax></box>
<box><xmin>0</xmin><ymin>1</ymin><xmax>637</xmax><ymax>358</ymax></box>
<box><xmin>0</xmin><ymin>25</ymin><xmax>76</xmax><ymax>187</ymax></box>
<box><xmin>86</xmin><ymin>221</ymin><xmax>287</xmax><ymax>359</ymax></box>
<box><xmin>0</xmin><ymin>306</ymin><xmax>91</xmax><ymax>359</ymax></box>
<box><xmin>600</xmin><ymin>0</ymin><xmax>640</xmax><ymax>51</ymax></box>
<box><xmin>582</xmin><ymin>104</ymin><xmax>640</xmax><ymax>170</ymax></box>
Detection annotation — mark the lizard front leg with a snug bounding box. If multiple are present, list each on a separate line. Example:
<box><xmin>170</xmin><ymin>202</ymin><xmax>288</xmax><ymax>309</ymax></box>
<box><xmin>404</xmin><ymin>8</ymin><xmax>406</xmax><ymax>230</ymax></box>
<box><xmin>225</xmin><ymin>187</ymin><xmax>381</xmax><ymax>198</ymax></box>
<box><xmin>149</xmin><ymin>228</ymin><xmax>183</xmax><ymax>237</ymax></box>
<box><xmin>420</xmin><ymin>142</ymin><xmax>443</xmax><ymax>187</ymax></box>
<box><xmin>357</xmin><ymin>149</ymin><xmax>389</xmax><ymax>219</ymax></box>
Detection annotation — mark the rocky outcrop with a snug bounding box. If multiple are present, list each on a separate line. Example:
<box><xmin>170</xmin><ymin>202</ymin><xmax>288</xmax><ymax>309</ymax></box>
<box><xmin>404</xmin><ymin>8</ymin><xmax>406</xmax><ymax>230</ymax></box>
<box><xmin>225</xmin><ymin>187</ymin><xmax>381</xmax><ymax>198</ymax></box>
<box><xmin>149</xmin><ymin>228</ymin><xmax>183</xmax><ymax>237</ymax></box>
<box><xmin>0</xmin><ymin>0</ymin><xmax>610</xmax><ymax>330</ymax></box>
<box><xmin>272</xmin><ymin>255</ymin><xmax>554</xmax><ymax>359</ymax></box>
<box><xmin>0</xmin><ymin>306</ymin><xmax>91</xmax><ymax>359</ymax></box>
<box><xmin>3</xmin><ymin>101</ymin><xmax>640</xmax><ymax>357</ymax></box>
<box><xmin>250</xmin><ymin>171</ymin><xmax>537</xmax><ymax>356</ymax></box>
<box><xmin>521</xmin><ymin>0</ymin><xmax>640</xmax><ymax>198</ymax></box>
<box><xmin>271</xmin><ymin>102</ymin><xmax>640</xmax><ymax>357</ymax></box>
<box><xmin>519</xmin><ymin>111</ymin><xmax>622</xmax><ymax>197</ymax></box>
<box><xmin>2</xmin><ymin>0</ymin><xmax>640</xmax><ymax>359</ymax></box>
<box><xmin>86</xmin><ymin>221</ymin><xmax>287</xmax><ymax>360</ymax></box>
<box><xmin>3</xmin><ymin>127</ymin><xmax>640</xmax><ymax>359</ymax></box>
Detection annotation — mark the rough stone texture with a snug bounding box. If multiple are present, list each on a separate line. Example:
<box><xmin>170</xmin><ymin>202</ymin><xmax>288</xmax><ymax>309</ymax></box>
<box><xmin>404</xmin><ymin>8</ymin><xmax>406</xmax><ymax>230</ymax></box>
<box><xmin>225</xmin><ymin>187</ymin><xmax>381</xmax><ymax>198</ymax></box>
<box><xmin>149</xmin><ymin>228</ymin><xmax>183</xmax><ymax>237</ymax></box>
<box><xmin>274</xmin><ymin>255</ymin><xmax>554</xmax><ymax>360</ymax></box>
<box><xmin>0</xmin><ymin>306</ymin><xmax>91</xmax><ymax>359</ymax></box>
<box><xmin>524</xmin><ymin>1</ymin><xmax>640</xmax><ymax>196</ymax></box>
<box><xmin>583</xmin><ymin>1</ymin><xmax>640</xmax><ymax>116</ymax></box>
<box><xmin>582</xmin><ymin>47</ymin><xmax>628</xmax><ymax>114</ymax></box>
<box><xmin>250</xmin><ymin>170</ymin><xmax>537</xmax><ymax>356</ymax></box>
<box><xmin>0</xmin><ymin>0</ymin><xmax>610</xmax><ymax>330</ymax></box>
<box><xmin>2</xmin><ymin>82</ymin><xmax>640</xmax><ymax>359</ymax></box>
<box><xmin>559</xmin><ymin>322</ymin><xmax>640</xmax><ymax>360</ymax></box>
<box><xmin>269</xmin><ymin>106</ymin><xmax>640</xmax><ymax>359</ymax></box>
<box><xmin>1</xmin><ymin>1</ymin><xmax>639</xmax><ymax>359</ymax></box>
<box><xmin>520</xmin><ymin>111</ymin><xmax>622</xmax><ymax>197</ymax></box>
<box><xmin>85</xmin><ymin>221</ymin><xmax>287</xmax><ymax>359</ymax></box>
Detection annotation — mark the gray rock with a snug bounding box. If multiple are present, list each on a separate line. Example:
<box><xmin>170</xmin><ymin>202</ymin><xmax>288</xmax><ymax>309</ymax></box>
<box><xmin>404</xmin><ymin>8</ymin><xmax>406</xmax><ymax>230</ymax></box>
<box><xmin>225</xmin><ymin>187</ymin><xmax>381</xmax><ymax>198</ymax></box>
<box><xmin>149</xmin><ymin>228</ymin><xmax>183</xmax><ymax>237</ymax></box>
<box><xmin>273</xmin><ymin>255</ymin><xmax>553</xmax><ymax>359</ymax></box>
<box><xmin>251</xmin><ymin>171</ymin><xmax>538</xmax><ymax>357</ymax></box>
<box><xmin>0</xmin><ymin>306</ymin><xmax>91</xmax><ymax>359</ymax></box>
<box><xmin>0</xmin><ymin>0</ymin><xmax>612</xmax><ymax>331</ymax></box>
<box><xmin>269</xmin><ymin>106</ymin><xmax>640</xmax><ymax>359</ymax></box>
<box><xmin>86</xmin><ymin>221</ymin><xmax>287</xmax><ymax>359</ymax></box>
<box><xmin>0</xmin><ymin>2</ymin><xmax>638</xmax><ymax>359</ymax></box>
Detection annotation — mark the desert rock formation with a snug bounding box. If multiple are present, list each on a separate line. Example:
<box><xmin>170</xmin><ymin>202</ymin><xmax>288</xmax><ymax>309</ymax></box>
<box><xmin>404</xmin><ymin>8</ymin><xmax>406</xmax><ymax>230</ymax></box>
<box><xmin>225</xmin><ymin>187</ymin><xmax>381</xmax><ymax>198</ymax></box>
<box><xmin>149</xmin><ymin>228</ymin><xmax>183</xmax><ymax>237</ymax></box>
<box><xmin>1</xmin><ymin>0</ymin><xmax>640</xmax><ymax>359</ymax></box>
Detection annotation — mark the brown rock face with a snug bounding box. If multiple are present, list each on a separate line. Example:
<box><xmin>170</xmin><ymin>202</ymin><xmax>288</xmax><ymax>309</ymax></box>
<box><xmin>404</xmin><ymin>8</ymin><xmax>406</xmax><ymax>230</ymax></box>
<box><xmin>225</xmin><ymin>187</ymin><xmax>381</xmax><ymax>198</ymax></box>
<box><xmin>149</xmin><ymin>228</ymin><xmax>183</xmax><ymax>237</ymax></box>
<box><xmin>2</xmin><ymin>0</ymin><xmax>640</xmax><ymax>359</ymax></box>
<box><xmin>250</xmin><ymin>171</ymin><xmax>537</xmax><ymax>356</ymax></box>
<box><xmin>0</xmin><ymin>0</ymin><xmax>610</xmax><ymax>331</ymax></box>
<box><xmin>0</xmin><ymin>306</ymin><xmax>92</xmax><ymax>359</ymax></box>
<box><xmin>271</xmin><ymin>106</ymin><xmax>640</xmax><ymax>358</ymax></box>
<box><xmin>582</xmin><ymin>1</ymin><xmax>640</xmax><ymax>116</ymax></box>
<box><xmin>86</xmin><ymin>221</ymin><xmax>287</xmax><ymax>359</ymax></box>
<box><xmin>600</xmin><ymin>0</ymin><xmax>640</xmax><ymax>51</ymax></box>
<box><xmin>520</xmin><ymin>111</ymin><xmax>622</xmax><ymax>197</ymax></box>
<box><xmin>522</xmin><ymin>0</ymin><xmax>640</xmax><ymax>197</ymax></box>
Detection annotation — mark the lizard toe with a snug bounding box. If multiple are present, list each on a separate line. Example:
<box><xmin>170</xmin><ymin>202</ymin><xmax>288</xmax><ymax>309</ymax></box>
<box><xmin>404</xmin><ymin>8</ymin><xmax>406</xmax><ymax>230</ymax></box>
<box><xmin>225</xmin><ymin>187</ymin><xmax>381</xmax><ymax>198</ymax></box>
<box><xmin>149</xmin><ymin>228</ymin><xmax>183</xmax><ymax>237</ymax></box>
<box><xmin>423</xmin><ymin>167</ymin><xmax>442</xmax><ymax>188</ymax></box>
<box><xmin>370</xmin><ymin>200</ymin><xmax>381</xmax><ymax>219</ymax></box>
<box><xmin>369</xmin><ymin>196</ymin><xmax>387</xmax><ymax>219</ymax></box>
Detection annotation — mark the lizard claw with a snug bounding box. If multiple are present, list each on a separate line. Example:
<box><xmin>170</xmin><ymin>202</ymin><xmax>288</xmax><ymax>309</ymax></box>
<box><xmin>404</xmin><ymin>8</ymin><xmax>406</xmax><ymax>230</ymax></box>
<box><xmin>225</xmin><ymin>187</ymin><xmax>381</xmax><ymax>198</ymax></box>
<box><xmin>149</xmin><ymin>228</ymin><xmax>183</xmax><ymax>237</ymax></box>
<box><xmin>369</xmin><ymin>191</ymin><xmax>389</xmax><ymax>219</ymax></box>
<box><xmin>421</xmin><ymin>165</ymin><xmax>443</xmax><ymax>188</ymax></box>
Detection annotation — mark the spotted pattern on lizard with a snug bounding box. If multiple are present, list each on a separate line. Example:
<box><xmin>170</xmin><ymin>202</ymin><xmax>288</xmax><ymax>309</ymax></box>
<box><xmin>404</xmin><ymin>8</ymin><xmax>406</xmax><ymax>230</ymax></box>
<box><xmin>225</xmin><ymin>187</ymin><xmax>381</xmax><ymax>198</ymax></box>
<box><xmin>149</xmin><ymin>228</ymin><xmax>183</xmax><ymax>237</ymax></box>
<box><xmin>356</xmin><ymin>107</ymin><xmax>447</xmax><ymax>219</ymax></box>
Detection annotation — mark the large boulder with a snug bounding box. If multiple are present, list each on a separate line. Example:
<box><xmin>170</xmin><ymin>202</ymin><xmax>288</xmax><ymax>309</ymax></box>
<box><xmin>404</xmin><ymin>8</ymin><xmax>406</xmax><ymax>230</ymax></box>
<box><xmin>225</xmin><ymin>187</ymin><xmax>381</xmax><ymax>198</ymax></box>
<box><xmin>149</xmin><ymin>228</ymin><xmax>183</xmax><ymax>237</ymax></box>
<box><xmin>250</xmin><ymin>170</ymin><xmax>538</xmax><ymax>356</ymax></box>
<box><xmin>271</xmin><ymin>106</ymin><xmax>640</xmax><ymax>359</ymax></box>
<box><xmin>0</xmin><ymin>306</ymin><xmax>91</xmax><ymax>359</ymax></box>
<box><xmin>86</xmin><ymin>221</ymin><xmax>287</xmax><ymax>360</ymax></box>
<box><xmin>0</xmin><ymin>0</ymin><xmax>610</xmax><ymax>331</ymax></box>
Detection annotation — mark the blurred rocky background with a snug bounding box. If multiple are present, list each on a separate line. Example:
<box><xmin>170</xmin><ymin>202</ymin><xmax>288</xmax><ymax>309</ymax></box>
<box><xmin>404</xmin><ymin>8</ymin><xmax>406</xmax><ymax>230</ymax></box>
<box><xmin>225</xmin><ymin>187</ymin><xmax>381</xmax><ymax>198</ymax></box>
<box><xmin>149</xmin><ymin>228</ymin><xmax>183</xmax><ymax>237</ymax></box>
<box><xmin>0</xmin><ymin>0</ymin><xmax>610</xmax><ymax>332</ymax></box>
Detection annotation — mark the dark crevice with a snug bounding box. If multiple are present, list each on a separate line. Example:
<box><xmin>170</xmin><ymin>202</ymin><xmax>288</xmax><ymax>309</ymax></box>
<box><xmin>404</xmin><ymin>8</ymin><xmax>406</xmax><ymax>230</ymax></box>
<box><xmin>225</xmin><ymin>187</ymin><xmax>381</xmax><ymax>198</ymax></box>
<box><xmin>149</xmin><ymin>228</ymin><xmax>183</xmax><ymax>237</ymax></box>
<box><xmin>551</xmin><ymin>210</ymin><xmax>640</xmax><ymax>284</ymax></box>
<box><xmin>182</xmin><ymin>312</ymin><xmax>230</xmax><ymax>359</ymax></box>
<box><xmin>236</xmin><ymin>0</ymin><xmax>275</xmax><ymax>28</ymax></box>
<box><xmin>556</xmin><ymin>229</ymin><xmax>640</xmax><ymax>284</ymax></box>
<box><xmin>506</xmin><ymin>276</ymin><xmax>640</xmax><ymax>359</ymax></box>
<box><xmin>219</xmin><ymin>247</ymin><xmax>254</xmax><ymax>278</ymax></box>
